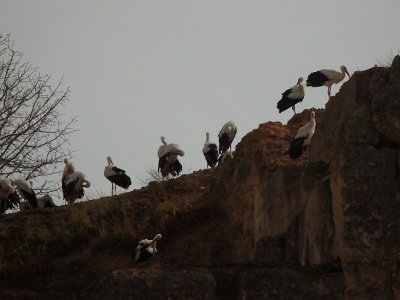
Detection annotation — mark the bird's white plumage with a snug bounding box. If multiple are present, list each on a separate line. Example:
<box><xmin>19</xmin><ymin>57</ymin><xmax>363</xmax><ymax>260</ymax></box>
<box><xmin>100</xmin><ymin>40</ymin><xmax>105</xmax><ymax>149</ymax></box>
<box><xmin>158</xmin><ymin>136</ymin><xmax>170</xmax><ymax>158</ymax></box>
<box><xmin>218</xmin><ymin>121</ymin><xmax>237</xmax><ymax>139</ymax></box>
<box><xmin>65</xmin><ymin>171</ymin><xmax>91</xmax><ymax>188</ymax></box>
<box><xmin>138</xmin><ymin>233</ymin><xmax>162</xmax><ymax>254</ymax></box>
<box><xmin>158</xmin><ymin>137</ymin><xmax>185</xmax><ymax>158</ymax></box>
<box><xmin>218</xmin><ymin>121</ymin><xmax>237</xmax><ymax>154</ymax></box>
<box><xmin>319</xmin><ymin>67</ymin><xmax>347</xmax><ymax>84</ymax></box>
<box><xmin>104</xmin><ymin>156</ymin><xmax>119</xmax><ymax>177</ymax></box>
<box><xmin>0</xmin><ymin>178</ymin><xmax>16</xmax><ymax>213</ymax></box>
<box><xmin>0</xmin><ymin>178</ymin><xmax>15</xmax><ymax>194</ymax></box>
<box><xmin>287</xmin><ymin>79</ymin><xmax>305</xmax><ymax>99</ymax></box>
<box><xmin>62</xmin><ymin>159</ymin><xmax>75</xmax><ymax>182</ymax></box>
<box><xmin>294</xmin><ymin>111</ymin><xmax>316</xmax><ymax>140</ymax></box>
<box><xmin>12</xmin><ymin>178</ymin><xmax>34</xmax><ymax>201</ymax></box>
<box><xmin>168</xmin><ymin>143</ymin><xmax>185</xmax><ymax>156</ymax></box>
<box><xmin>203</xmin><ymin>133</ymin><xmax>217</xmax><ymax>154</ymax></box>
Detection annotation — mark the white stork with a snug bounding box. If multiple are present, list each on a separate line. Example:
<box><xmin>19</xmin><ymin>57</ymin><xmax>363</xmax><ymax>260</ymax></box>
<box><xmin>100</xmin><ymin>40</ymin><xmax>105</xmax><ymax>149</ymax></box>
<box><xmin>157</xmin><ymin>136</ymin><xmax>185</xmax><ymax>178</ymax></box>
<box><xmin>0</xmin><ymin>177</ymin><xmax>18</xmax><ymax>213</ymax></box>
<box><xmin>288</xmin><ymin>111</ymin><xmax>316</xmax><ymax>159</ymax></box>
<box><xmin>218</xmin><ymin>121</ymin><xmax>237</xmax><ymax>154</ymax></box>
<box><xmin>277</xmin><ymin>77</ymin><xmax>305</xmax><ymax>114</ymax></box>
<box><xmin>104</xmin><ymin>156</ymin><xmax>132</xmax><ymax>195</ymax></box>
<box><xmin>20</xmin><ymin>194</ymin><xmax>57</xmax><ymax>211</ymax></box>
<box><xmin>12</xmin><ymin>178</ymin><xmax>38</xmax><ymax>209</ymax></box>
<box><xmin>202</xmin><ymin>132</ymin><xmax>219</xmax><ymax>168</ymax></box>
<box><xmin>62</xmin><ymin>159</ymin><xmax>75</xmax><ymax>183</ymax></box>
<box><xmin>62</xmin><ymin>165</ymin><xmax>90</xmax><ymax>204</ymax></box>
<box><xmin>133</xmin><ymin>233</ymin><xmax>162</xmax><ymax>263</ymax></box>
<box><xmin>306</xmin><ymin>65</ymin><xmax>350</xmax><ymax>96</ymax></box>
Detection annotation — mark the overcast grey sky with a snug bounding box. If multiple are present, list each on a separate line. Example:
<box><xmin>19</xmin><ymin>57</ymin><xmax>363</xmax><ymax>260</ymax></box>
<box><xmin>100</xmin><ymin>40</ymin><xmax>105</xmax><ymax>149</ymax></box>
<box><xmin>1</xmin><ymin>1</ymin><xmax>400</xmax><ymax>202</ymax></box>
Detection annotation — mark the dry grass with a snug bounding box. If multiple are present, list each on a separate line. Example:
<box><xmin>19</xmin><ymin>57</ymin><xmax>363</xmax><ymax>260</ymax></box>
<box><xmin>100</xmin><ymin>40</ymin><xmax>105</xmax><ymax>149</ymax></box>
<box><xmin>0</xmin><ymin>175</ymin><xmax>194</xmax><ymax>275</ymax></box>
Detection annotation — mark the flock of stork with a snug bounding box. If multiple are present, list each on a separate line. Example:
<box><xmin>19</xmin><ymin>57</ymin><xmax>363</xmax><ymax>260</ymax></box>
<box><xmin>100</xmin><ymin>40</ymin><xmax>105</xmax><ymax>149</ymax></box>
<box><xmin>0</xmin><ymin>64</ymin><xmax>350</xmax><ymax>224</ymax></box>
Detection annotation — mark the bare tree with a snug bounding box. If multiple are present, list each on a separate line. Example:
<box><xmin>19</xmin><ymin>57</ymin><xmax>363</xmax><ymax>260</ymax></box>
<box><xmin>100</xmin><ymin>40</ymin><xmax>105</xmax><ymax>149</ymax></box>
<box><xmin>0</xmin><ymin>34</ymin><xmax>75</xmax><ymax>194</ymax></box>
<box><xmin>138</xmin><ymin>167</ymin><xmax>165</xmax><ymax>186</ymax></box>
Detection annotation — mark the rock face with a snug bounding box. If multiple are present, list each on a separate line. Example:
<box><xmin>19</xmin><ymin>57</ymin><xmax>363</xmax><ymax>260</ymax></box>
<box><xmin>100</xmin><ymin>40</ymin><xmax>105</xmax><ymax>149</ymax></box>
<box><xmin>1</xmin><ymin>57</ymin><xmax>400</xmax><ymax>299</ymax></box>
<box><xmin>310</xmin><ymin>58</ymin><xmax>400</xmax><ymax>299</ymax></box>
<box><xmin>101</xmin><ymin>57</ymin><xmax>400</xmax><ymax>299</ymax></box>
<box><xmin>97</xmin><ymin>269</ymin><xmax>216</xmax><ymax>300</ymax></box>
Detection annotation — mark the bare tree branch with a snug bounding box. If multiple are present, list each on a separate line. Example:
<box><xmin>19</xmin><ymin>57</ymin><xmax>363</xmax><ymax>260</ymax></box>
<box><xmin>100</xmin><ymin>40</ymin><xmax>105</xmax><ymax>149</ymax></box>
<box><xmin>0</xmin><ymin>34</ymin><xmax>76</xmax><ymax>195</ymax></box>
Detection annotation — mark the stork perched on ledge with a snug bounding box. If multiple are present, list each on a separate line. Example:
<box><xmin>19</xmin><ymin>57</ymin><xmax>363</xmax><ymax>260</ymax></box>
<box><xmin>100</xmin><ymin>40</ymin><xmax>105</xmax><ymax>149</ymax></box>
<box><xmin>0</xmin><ymin>177</ymin><xmax>18</xmax><ymax>213</ymax></box>
<box><xmin>202</xmin><ymin>132</ymin><xmax>219</xmax><ymax>168</ymax></box>
<box><xmin>218</xmin><ymin>121</ymin><xmax>237</xmax><ymax>154</ymax></box>
<box><xmin>277</xmin><ymin>77</ymin><xmax>305</xmax><ymax>114</ymax></box>
<box><xmin>288</xmin><ymin>111</ymin><xmax>316</xmax><ymax>159</ymax></box>
<box><xmin>306</xmin><ymin>65</ymin><xmax>350</xmax><ymax>96</ymax></box>
<box><xmin>12</xmin><ymin>178</ymin><xmax>37</xmax><ymax>209</ymax></box>
<box><xmin>61</xmin><ymin>159</ymin><xmax>90</xmax><ymax>204</ymax></box>
<box><xmin>104</xmin><ymin>156</ymin><xmax>131</xmax><ymax>195</ymax></box>
<box><xmin>133</xmin><ymin>233</ymin><xmax>162</xmax><ymax>263</ymax></box>
<box><xmin>20</xmin><ymin>194</ymin><xmax>57</xmax><ymax>211</ymax></box>
<box><xmin>157</xmin><ymin>136</ymin><xmax>185</xmax><ymax>178</ymax></box>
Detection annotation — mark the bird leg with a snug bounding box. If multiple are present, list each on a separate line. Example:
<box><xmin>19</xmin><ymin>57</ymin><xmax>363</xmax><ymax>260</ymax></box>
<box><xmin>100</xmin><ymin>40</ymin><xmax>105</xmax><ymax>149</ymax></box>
<box><xmin>292</xmin><ymin>105</ymin><xmax>296</xmax><ymax>114</ymax></box>
<box><xmin>328</xmin><ymin>86</ymin><xmax>331</xmax><ymax>97</ymax></box>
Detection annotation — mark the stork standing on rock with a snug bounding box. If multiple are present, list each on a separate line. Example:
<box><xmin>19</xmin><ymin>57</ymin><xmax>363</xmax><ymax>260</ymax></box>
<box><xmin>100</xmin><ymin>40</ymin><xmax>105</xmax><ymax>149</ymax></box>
<box><xmin>104</xmin><ymin>156</ymin><xmax>132</xmax><ymax>195</ymax></box>
<box><xmin>218</xmin><ymin>121</ymin><xmax>237</xmax><ymax>154</ymax></box>
<box><xmin>62</xmin><ymin>159</ymin><xmax>75</xmax><ymax>183</ymax></box>
<box><xmin>202</xmin><ymin>132</ymin><xmax>219</xmax><ymax>168</ymax></box>
<box><xmin>0</xmin><ymin>177</ymin><xmax>18</xmax><ymax>213</ymax></box>
<box><xmin>12</xmin><ymin>178</ymin><xmax>38</xmax><ymax>209</ymax></box>
<box><xmin>61</xmin><ymin>159</ymin><xmax>90</xmax><ymax>204</ymax></box>
<box><xmin>288</xmin><ymin>111</ymin><xmax>316</xmax><ymax>159</ymax></box>
<box><xmin>62</xmin><ymin>171</ymin><xmax>91</xmax><ymax>204</ymax></box>
<box><xmin>277</xmin><ymin>77</ymin><xmax>305</xmax><ymax>114</ymax></box>
<box><xmin>133</xmin><ymin>234</ymin><xmax>162</xmax><ymax>263</ymax></box>
<box><xmin>306</xmin><ymin>65</ymin><xmax>350</xmax><ymax>96</ymax></box>
<box><xmin>157</xmin><ymin>137</ymin><xmax>185</xmax><ymax>178</ymax></box>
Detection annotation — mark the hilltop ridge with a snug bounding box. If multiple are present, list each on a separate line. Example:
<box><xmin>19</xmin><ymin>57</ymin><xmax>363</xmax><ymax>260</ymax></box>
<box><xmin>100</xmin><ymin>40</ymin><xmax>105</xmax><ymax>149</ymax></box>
<box><xmin>1</xmin><ymin>56</ymin><xmax>400</xmax><ymax>299</ymax></box>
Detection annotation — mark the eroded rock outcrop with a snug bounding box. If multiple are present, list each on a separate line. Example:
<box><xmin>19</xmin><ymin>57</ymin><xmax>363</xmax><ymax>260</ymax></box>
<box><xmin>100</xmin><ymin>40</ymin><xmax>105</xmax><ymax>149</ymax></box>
<box><xmin>96</xmin><ymin>57</ymin><xmax>400</xmax><ymax>300</ymax></box>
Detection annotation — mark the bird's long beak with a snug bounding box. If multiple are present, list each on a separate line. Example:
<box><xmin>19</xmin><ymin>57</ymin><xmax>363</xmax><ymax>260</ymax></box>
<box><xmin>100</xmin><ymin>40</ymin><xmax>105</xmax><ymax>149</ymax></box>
<box><xmin>345</xmin><ymin>70</ymin><xmax>350</xmax><ymax>77</ymax></box>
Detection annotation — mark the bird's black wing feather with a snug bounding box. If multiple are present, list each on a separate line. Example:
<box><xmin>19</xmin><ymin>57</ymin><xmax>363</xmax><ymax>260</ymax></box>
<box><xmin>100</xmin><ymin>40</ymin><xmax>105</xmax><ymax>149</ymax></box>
<box><xmin>306</xmin><ymin>71</ymin><xmax>329</xmax><ymax>87</ymax></box>
<box><xmin>219</xmin><ymin>133</ymin><xmax>231</xmax><ymax>154</ymax></box>
<box><xmin>7</xmin><ymin>192</ymin><xmax>20</xmax><ymax>210</ymax></box>
<box><xmin>281</xmin><ymin>88</ymin><xmax>292</xmax><ymax>97</ymax></box>
<box><xmin>172</xmin><ymin>159</ymin><xmax>183</xmax><ymax>176</ymax></box>
<box><xmin>204</xmin><ymin>146</ymin><xmax>219</xmax><ymax>168</ymax></box>
<box><xmin>112</xmin><ymin>166</ymin><xmax>126</xmax><ymax>174</ymax></box>
<box><xmin>21</xmin><ymin>189</ymin><xmax>38</xmax><ymax>209</ymax></box>
<box><xmin>158</xmin><ymin>156</ymin><xmax>167</xmax><ymax>173</ymax></box>
<box><xmin>288</xmin><ymin>137</ymin><xmax>307</xmax><ymax>159</ymax></box>
<box><xmin>107</xmin><ymin>174</ymin><xmax>132</xmax><ymax>189</ymax></box>
<box><xmin>277</xmin><ymin>96</ymin><xmax>303</xmax><ymax>113</ymax></box>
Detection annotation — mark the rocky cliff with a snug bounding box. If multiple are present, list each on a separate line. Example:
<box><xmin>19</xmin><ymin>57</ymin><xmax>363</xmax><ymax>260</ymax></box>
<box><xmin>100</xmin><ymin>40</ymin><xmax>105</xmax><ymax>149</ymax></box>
<box><xmin>1</xmin><ymin>56</ymin><xmax>400</xmax><ymax>299</ymax></box>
